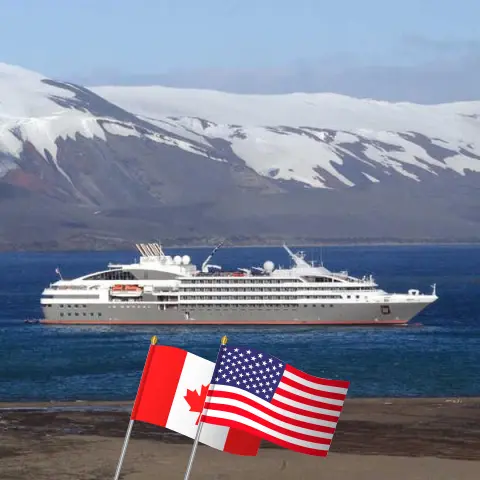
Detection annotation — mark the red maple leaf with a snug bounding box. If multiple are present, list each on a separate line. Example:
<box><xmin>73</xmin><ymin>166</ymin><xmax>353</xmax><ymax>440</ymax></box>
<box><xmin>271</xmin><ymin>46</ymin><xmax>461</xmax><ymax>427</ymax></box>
<box><xmin>184</xmin><ymin>384</ymin><xmax>210</xmax><ymax>424</ymax></box>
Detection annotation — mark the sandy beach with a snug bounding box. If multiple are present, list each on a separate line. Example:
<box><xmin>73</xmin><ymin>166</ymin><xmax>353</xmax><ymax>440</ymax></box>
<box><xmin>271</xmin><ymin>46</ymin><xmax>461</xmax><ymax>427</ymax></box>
<box><xmin>1</xmin><ymin>397</ymin><xmax>479</xmax><ymax>479</ymax></box>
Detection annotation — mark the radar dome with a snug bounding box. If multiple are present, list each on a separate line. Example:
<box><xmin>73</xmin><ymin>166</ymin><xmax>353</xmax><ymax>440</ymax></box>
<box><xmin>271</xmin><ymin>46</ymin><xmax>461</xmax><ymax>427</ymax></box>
<box><xmin>182</xmin><ymin>255</ymin><xmax>191</xmax><ymax>265</ymax></box>
<box><xmin>263</xmin><ymin>260</ymin><xmax>275</xmax><ymax>272</ymax></box>
<box><xmin>173</xmin><ymin>255</ymin><xmax>182</xmax><ymax>265</ymax></box>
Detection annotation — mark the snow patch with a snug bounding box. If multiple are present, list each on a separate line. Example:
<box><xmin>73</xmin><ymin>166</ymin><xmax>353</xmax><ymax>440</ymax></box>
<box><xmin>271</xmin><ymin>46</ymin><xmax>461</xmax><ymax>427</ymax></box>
<box><xmin>362</xmin><ymin>172</ymin><xmax>380</xmax><ymax>183</ymax></box>
<box><xmin>0</xmin><ymin>63</ymin><xmax>76</xmax><ymax>118</ymax></box>
<box><xmin>0</xmin><ymin>156</ymin><xmax>17</xmax><ymax>178</ymax></box>
<box><xmin>226</xmin><ymin>126</ymin><xmax>355</xmax><ymax>187</ymax></box>
<box><xmin>138</xmin><ymin>116</ymin><xmax>209</xmax><ymax>145</ymax></box>
<box><xmin>102</xmin><ymin>121</ymin><xmax>140</xmax><ymax>138</ymax></box>
<box><xmin>7</xmin><ymin>113</ymin><xmax>106</xmax><ymax>161</ymax></box>
<box><xmin>444</xmin><ymin>154</ymin><xmax>480</xmax><ymax>175</ymax></box>
<box><xmin>145</xmin><ymin>130</ymin><xmax>225</xmax><ymax>162</ymax></box>
<box><xmin>332</xmin><ymin>131</ymin><xmax>359</xmax><ymax>143</ymax></box>
<box><xmin>0</xmin><ymin>126</ymin><xmax>23</xmax><ymax>157</ymax></box>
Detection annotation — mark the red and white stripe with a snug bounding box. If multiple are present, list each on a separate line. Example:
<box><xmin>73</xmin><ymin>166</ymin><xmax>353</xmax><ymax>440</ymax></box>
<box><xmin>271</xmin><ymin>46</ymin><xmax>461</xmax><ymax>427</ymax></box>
<box><xmin>201</xmin><ymin>364</ymin><xmax>349</xmax><ymax>456</ymax></box>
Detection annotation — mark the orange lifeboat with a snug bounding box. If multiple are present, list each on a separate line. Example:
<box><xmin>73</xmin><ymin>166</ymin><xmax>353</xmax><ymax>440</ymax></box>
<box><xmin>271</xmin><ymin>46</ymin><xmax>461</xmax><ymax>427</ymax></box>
<box><xmin>110</xmin><ymin>284</ymin><xmax>143</xmax><ymax>297</ymax></box>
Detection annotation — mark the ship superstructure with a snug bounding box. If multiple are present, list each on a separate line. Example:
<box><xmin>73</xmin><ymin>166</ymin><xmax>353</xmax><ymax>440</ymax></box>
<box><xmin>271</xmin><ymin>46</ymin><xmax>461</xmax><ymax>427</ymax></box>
<box><xmin>40</xmin><ymin>242</ymin><xmax>438</xmax><ymax>325</ymax></box>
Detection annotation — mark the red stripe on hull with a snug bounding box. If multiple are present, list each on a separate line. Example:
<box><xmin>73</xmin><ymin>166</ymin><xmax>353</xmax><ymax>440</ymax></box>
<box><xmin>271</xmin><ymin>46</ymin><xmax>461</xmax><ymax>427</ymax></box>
<box><xmin>39</xmin><ymin>319</ymin><xmax>409</xmax><ymax>326</ymax></box>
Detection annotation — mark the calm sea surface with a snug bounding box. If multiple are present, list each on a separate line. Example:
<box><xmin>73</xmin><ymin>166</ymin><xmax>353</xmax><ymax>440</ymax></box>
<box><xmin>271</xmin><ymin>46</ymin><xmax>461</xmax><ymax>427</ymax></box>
<box><xmin>0</xmin><ymin>245</ymin><xmax>479</xmax><ymax>402</ymax></box>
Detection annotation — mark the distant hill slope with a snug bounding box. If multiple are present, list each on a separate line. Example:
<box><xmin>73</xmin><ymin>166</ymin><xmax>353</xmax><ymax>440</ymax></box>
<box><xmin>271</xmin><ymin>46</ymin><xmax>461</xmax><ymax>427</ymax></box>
<box><xmin>0</xmin><ymin>63</ymin><xmax>479</xmax><ymax>250</ymax></box>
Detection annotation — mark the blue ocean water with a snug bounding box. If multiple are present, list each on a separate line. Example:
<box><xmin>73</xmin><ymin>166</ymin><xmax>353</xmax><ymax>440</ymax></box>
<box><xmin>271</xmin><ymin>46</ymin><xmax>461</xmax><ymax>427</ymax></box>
<box><xmin>0</xmin><ymin>245</ymin><xmax>479</xmax><ymax>402</ymax></box>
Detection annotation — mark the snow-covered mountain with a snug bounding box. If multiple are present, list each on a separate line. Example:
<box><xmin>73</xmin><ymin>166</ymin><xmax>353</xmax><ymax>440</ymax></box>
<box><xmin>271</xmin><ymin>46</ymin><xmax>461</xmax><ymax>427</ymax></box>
<box><xmin>0</xmin><ymin>63</ymin><xmax>224</xmax><ymax>203</ymax></box>
<box><xmin>93</xmin><ymin>84</ymin><xmax>480</xmax><ymax>188</ymax></box>
<box><xmin>0</xmin><ymin>63</ymin><xmax>479</xmax><ymax>249</ymax></box>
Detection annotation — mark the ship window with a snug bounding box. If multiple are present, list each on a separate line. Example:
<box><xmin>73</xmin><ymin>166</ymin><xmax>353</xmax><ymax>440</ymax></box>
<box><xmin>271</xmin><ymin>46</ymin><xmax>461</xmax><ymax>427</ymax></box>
<box><xmin>60</xmin><ymin>313</ymin><xmax>64</xmax><ymax>317</ymax></box>
<box><xmin>84</xmin><ymin>270</ymin><xmax>137</xmax><ymax>281</ymax></box>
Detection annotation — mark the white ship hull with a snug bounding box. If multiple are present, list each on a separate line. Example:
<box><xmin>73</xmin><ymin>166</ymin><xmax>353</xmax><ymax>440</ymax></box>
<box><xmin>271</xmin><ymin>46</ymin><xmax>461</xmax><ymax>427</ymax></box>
<box><xmin>40</xmin><ymin>242</ymin><xmax>438</xmax><ymax>326</ymax></box>
<box><xmin>41</xmin><ymin>297</ymin><xmax>435</xmax><ymax>325</ymax></box>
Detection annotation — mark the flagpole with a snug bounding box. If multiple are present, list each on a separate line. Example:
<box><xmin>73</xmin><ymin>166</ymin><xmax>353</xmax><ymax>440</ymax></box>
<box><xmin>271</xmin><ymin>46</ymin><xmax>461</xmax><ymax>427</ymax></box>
<box><xmin>183</xmin><ymin>335</ymin><xmax>228</xmax><ymax>480</ymax></box>
<box><xmin>113</xmin><ymin>419</ymin><xmax>134</xmax><ymax>480</ymax></box>
<box><xmin>112</xmin><ymin>335</ymin><xmax>158</xmax><ymax>480</ymax></box>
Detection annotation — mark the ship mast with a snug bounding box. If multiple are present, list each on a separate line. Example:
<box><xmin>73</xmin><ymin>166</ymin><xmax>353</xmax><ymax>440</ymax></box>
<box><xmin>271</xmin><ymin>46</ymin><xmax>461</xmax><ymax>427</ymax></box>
<box><xmin>282</xmin><ymin>244</ymin><xmax>310</xmax><ymax>267</ymax></box>
<box><xmin>201</xmin><ymin>240</ymin><xmax>225</xmax><ymax>273</ymax></box>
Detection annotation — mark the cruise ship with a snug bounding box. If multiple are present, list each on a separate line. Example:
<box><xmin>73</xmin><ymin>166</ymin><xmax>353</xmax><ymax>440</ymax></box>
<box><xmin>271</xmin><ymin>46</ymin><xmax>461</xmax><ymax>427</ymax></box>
<box><xmin>40</xmin><ymin>242</ymin><xmax>438</xmax><ymax>325</ymax></box>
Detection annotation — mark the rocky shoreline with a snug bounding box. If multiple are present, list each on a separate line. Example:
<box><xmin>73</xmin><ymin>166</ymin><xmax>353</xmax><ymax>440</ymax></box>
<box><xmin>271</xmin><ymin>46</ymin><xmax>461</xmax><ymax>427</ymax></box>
<box><xmin>1</xmin><ymin>397</ymin><xmax>480</xmax><ymax>459</ymax></box>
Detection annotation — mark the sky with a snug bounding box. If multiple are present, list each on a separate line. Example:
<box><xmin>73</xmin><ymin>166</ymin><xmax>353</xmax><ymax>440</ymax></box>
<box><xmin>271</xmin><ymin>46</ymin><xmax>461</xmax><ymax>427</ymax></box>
<box><xmin>1</xmin><ymin>0</ymin><xmax>480</xmax><ymax>102</ymax></box>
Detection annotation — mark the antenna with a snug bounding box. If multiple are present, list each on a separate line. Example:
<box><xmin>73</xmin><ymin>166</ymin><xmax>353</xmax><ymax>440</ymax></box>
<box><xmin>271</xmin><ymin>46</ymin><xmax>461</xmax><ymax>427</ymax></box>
<box><xmin>55</xmin><ymin>267</ymin><xmax>63</xmax><ymax>280</ymax></box>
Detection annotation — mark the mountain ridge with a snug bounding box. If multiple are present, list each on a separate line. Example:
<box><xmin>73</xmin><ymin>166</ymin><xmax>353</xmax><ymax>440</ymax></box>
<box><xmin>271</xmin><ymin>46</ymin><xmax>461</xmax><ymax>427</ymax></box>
<box><xmin>0</xmin><ymin>63</ymin><xmax>479</xmax><ymax>250</ymax></box>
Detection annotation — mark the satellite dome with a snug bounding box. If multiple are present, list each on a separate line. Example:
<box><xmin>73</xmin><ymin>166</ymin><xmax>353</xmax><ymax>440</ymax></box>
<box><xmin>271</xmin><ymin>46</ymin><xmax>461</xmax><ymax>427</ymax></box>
<box><xmin>173</xmin><ymin>255</ymin><xmax>182</xmax><ymax>265</ymax></box>
<box><xmin>182</xmin><ymin>255</ymin><xmax>191</xmax><ymax>265</ymax></box>
<box><xmin>263</xmin><ymin>260</ymin><xmax>275</xmax><ymax>272</ymax></box>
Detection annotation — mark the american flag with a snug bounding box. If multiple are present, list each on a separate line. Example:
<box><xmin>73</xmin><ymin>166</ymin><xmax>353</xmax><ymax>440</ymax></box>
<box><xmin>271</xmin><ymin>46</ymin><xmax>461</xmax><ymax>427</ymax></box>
<box><xmin>201</xmin><ymin>344</ymin><xmax>349</xmax><ymax>457</ymax></box>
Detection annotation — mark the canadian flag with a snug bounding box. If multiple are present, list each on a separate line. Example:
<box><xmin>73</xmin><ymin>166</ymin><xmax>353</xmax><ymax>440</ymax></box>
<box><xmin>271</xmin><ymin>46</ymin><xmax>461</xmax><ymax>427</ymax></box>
<box><xmin>131</xmin><ymin>345</ymin><xmax>261</xmax><ymax>456</ymax></box>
